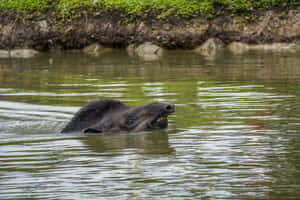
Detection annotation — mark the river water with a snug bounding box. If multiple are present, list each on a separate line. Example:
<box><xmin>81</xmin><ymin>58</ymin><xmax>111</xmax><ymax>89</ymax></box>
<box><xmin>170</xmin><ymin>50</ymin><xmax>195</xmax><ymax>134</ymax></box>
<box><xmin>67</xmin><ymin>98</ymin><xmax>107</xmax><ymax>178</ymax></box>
<box><xmin>0</xmin><ymin>50</ymin><xmax>300</xmax><ymax>199</ymax></box>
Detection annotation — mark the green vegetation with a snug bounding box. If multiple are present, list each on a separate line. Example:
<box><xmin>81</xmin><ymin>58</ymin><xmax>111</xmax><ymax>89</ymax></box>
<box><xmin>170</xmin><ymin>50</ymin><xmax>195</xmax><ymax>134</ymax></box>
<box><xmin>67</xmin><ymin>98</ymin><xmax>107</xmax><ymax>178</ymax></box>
<box><xmin>0</xmin><ymin>0</ymin><xmax>299</xmax><ymax>21</ymax></box>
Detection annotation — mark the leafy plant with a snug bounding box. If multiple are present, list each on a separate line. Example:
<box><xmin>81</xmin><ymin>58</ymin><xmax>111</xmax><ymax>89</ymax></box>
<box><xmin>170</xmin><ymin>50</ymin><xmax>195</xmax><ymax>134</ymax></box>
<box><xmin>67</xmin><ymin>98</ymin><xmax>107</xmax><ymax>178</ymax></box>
<box><xmin>0</xmin><ymin>0</ymin><xmax>299</xmax><ymax>21</ymax></box>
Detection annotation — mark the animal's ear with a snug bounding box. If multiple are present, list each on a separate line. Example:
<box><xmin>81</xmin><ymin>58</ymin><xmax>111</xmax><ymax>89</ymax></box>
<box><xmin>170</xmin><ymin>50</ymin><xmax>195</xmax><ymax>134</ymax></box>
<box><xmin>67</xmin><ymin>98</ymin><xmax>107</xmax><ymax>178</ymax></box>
<box><xmin>83</xmin><ymin>118</ymin><xmax>113</xmax><ymax>133</ymax></box>
<box><xmin>83</xmin><ymin>127</ymin><xmax>103</xmax><ymax>133</ymax></box>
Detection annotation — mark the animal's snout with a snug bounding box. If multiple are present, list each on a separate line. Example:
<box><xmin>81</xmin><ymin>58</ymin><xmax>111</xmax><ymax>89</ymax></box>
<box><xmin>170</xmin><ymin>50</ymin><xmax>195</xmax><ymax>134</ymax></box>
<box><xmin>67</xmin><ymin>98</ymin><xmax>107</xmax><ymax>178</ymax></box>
<box><xmin>164</xmin><ymin>104</ymin><xmax>175</xmax><ymax>113</ymax></box>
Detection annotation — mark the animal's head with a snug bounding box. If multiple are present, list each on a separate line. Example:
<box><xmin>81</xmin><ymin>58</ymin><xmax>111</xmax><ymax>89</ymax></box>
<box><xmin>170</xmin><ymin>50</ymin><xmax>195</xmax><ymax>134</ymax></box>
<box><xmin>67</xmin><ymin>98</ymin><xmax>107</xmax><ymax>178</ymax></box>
<box><xmin>61</xmin><ymin>99</ymin><xmax>175</xmax><ymax>134</ymax></box>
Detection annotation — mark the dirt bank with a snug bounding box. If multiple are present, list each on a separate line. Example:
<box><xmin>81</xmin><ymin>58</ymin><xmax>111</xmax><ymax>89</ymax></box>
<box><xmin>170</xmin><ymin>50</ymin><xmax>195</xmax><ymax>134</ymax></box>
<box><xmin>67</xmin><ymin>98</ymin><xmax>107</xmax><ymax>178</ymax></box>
<box><xmin>0</xmin><ymin>10</ymin><xmax>300</xmax><ymax>51</ymax></box>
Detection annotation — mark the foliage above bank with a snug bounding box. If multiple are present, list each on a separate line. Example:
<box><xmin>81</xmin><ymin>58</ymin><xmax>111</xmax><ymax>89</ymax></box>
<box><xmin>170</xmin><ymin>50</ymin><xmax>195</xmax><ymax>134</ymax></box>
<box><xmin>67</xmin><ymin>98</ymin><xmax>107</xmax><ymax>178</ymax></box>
<box><xmin>0</xmin><ymin>0</ymin><xmax>299</xmax><ymax>21</ymax></box>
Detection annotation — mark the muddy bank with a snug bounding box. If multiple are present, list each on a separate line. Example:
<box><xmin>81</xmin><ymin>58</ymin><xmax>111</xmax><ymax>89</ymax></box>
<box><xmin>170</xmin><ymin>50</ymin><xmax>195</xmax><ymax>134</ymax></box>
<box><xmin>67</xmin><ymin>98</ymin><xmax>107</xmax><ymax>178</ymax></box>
<box><xmin>0</xmin><ymin>10</ymin><xmax>300</xmax><ymax>51</ymax></box>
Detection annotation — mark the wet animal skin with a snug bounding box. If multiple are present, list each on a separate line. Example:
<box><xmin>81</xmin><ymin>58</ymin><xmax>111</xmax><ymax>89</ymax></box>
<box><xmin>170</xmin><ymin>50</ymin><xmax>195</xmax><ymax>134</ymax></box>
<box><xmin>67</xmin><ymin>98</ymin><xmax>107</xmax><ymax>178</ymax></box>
<box><xmin>61</xmin><ymin>99</ymin><xmax>175</xmax><ymax>134</ymax></box>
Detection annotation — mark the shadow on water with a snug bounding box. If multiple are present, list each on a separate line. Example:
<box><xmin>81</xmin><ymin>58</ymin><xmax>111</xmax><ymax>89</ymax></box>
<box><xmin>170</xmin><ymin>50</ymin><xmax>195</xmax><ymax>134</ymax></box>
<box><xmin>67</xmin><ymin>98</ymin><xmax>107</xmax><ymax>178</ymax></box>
<box><xmin>82</xmin><ymin>131</ymin><xmax>174</xmax><ymax>154</ymax></box>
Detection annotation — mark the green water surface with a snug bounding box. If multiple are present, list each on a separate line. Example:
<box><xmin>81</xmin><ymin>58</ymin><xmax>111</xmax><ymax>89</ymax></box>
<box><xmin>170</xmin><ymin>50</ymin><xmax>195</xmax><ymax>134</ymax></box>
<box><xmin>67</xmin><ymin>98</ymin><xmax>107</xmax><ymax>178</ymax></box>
<box><xmin>0</xmin><ymin>50</ymin><xmax>300</xmax><ymax>199</ymax></box>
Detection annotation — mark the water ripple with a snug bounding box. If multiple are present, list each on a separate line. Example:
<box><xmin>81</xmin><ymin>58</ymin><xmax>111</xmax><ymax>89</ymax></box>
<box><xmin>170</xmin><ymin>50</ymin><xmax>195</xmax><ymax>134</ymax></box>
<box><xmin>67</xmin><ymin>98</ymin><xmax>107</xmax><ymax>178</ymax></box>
<box><xmin>1</xmin><ymin>51</ymin><xmax>300</xmax><ymax>199</ymax></box>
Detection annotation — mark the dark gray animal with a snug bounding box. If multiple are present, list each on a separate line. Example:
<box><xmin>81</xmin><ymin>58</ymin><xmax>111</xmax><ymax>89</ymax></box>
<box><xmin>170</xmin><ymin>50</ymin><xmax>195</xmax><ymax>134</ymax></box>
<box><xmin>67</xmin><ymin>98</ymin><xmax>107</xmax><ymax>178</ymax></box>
<box><xmin>61</xmin><ymin>99</ymin><xmax>175</xmax><ymax>134</ymax></box>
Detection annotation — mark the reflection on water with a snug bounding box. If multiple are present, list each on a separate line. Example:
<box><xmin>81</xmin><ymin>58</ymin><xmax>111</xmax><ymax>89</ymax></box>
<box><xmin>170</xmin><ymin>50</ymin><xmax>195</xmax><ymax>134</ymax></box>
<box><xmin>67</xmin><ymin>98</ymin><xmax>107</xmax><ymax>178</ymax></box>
<box><xmin>1</xmin><ymin>50</ymin><xmax>300</xmax><ymax>199</ymax></box>
<box><xmin>83</xmin><ymin>132</ymin><xmax>174</xmax><ymax>154</ymax></box>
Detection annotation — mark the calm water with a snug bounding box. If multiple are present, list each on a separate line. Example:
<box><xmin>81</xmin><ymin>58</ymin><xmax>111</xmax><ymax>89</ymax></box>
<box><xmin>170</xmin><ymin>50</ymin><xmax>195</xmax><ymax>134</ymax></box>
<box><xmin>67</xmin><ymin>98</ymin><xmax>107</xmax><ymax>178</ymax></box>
<box><xmin>1</xmin><ymin>50</ymin><xmax>300</xmax><ymax>199</ymax></box>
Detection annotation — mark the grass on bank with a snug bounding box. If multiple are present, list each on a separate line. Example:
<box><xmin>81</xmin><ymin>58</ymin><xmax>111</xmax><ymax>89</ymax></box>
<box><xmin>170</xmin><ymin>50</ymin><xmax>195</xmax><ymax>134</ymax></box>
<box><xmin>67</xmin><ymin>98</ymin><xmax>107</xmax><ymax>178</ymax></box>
<box><xmin>0</xmin><ymin>0</ymin><xmax>300</xmax><ymax>21</ymax></box>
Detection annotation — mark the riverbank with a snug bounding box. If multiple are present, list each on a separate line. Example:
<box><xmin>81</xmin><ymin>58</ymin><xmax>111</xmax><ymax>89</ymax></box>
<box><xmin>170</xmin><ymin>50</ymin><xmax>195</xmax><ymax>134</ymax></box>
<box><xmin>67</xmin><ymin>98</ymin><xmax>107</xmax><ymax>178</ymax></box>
<box><xmin>0</xmin><ymin>1</ymin><xmax>300</xmax><ymax>53</ymax></box>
